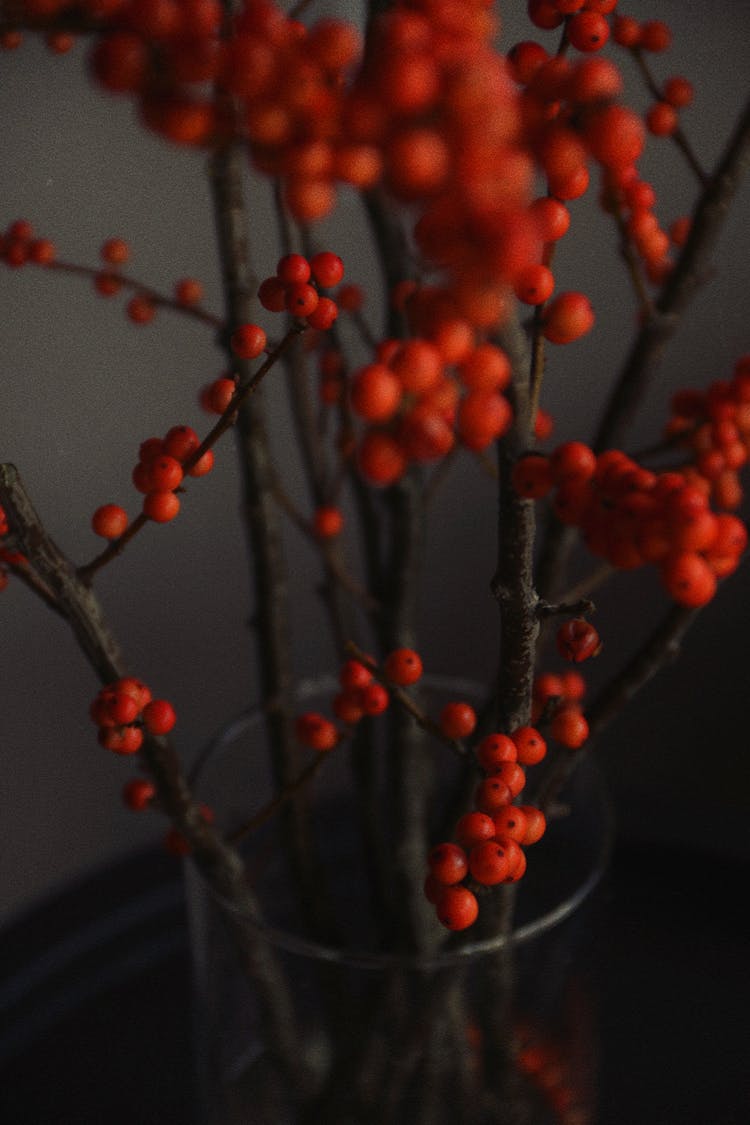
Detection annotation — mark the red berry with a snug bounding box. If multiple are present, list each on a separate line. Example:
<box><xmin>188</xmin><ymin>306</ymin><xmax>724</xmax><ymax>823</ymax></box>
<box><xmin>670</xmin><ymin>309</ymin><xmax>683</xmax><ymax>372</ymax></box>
<box><xmin>127</xmin><ymin>295</ymin><xmax>156</xmax><ymax>324</ymax></box>
<box><xmin>143</xmin><ymin>490</ymin><xmax>180</xmax><ymax>523</ymax></box>
<box><xmin>542</xmin><ymin>292</ymin><xmax>595</xmax><ymax>344</ymax></box>
<box><xmin>101</xmin><ymin>237</ymin><xmax>129</xmax><ymax>265</ymax></box>
<box><xmin>312</xmin><ymin>505</ymin><xmax>344</xmax><ymax>539</ymax></box>
<box><xmin>567</xmin><ymin>10</ymin><xmax>610</xmax><ymax>52</ymax></box>
<box><xmin>122</xmin><ymin>777</ymin><xmax>156</xmax><ymax>810</ymax></box>
<box><xmin>201</xmin><ymin>376</ymin><xmax>236</xmax><ymax>414</ymax></box>
<box><xmin>517</xmin><ymin>806</ymin><xmax>547</xmax><ymax>845</ymax></box>
<box><xmin>510</xmin><ymin>726</ymin><xmax>548</xmax><ymax>766</ymax></box>
<box><xmin>474</xmin><ymin>776</ymin><xmax>513</xmax><ymax>814</ymax></box>
<box><xmin>306</xmin><ymin>297</ymin><xmax>339</xmax><ymax>330</ymax></box>
<box><xmin>491</xmin><ymin>806</ymin><xmax>529</xmax><ymax>843</ymax></box>
<box><xmin>513</xmin><ymin>264</ymin><xmax>554</xmax><ymax>305</ymax></box>
<box><xmin>295</xmin><ymin>711</ymin><xmax>338</xmax><ymax>751</ymax></box>
<box><xmin>436</xmin><ymin>885</ymin><xmax>478</xmax><ymax>930</ymax></box>
<box><xmin>556</xmin><ymin>618</ymin><xmax>601</xmax><ymax>662</ymax></box>
<box><xmin>231</xmin><ymin>323</ymin><xmax>267</xmax><ymax>360</ymax></box>
<box><xmin>339</xmin><ymin>659</ymin><xmax>373</xmax><ymax>691</ymax></box>
<box><xmin>511</xmin><ymin>454</ymin><xmax>553</xmax><ymax>499</ymax></box>
<box><xmin>286</xmin><ymin>282</ymin><xmax>319</xmax><ymax>318</ymax></box>
<box><xmin>469</xmin><ymin>839</ymin><xmax>512</xmax><ymax>885</ymax></box>
<box><xmin>98</xmin><ymin>725</ymin><xmax>144</xmax><ymax>755</ymax></box>
<box><xmin>174</xmin><ymin>277</ymin><xmax>203</xmax><ymax>305</ymax></box>
<box><xmin>428</xmin><ymin>842</ymin><xmax>469</xmax><ymax>885</ymax></box>
<box><xmin>258</xmin><ymin>276</ymin><xmax>288</xmax><ymax>312</ymax></box>
<box><xmin>359</xmin><ymin>681</ymin><xmax>390</xmax><ymax>716</ymax></box>
<box><xmin>148</xmin><ymin>454</ymin><xmax>184</xmax><ymax>491</ymax></box>
<box><xmin>309</xmin><ymin>251</ymin><xmax>344</xmax><ymax>288</ymax></box>
<box><xmin>550</xmin><ymin>705</ymin><xmax>589</xmax><ymax>749</ymax></box>
<box><xmin>476</xmin><ymin>733</ymin><xmax>518</xmax><ymax>772</ymax></box>
<box><xmin>439</xmin><ymin>701</ymin><xmax>477</xmax><ymax>740</ymax></box>
<box><xmin>115</xmin><ymin>677</ymin><xmax>152</xmax><ymax>709</ymax></box>
<box><xmin>91</xmin><ymin>504</ymin><xmax>128</xmax><ymax>539</ymax></box>
<box><xmin>454</xmin><ymin>811</ymin><xmax>496</xmax><ymax>849</ymax></box>
<box><xmin>276</xmin><ymin>253</ymin><xmax>311</xmax><ymax>284</ymax></box>
<box><xmin>351</xmin><ymin>363</ymin><xmax>402</xmax><ymax>422</ymax></box>
<box><xmin>142</xmin><ymin>699</ymin><xmax>177</xmax><ymax>735</ymax></box>
<box><xmin>163</xmin><ymin>425</ymin><xmax>200</xmax><ymax>461</ymax></box>
<box><xmin>383</xmin><ymin>648</ymin><xmax>423</xmax><ymax>686</ymax></box>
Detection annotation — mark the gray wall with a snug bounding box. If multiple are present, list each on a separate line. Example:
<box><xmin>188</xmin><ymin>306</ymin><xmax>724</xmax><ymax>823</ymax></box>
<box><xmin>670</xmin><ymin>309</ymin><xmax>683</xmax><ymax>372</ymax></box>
<box><xmin>1</xmin><ymin>0</ymin><xmax>749</xmax><ymax>925</ymax></box>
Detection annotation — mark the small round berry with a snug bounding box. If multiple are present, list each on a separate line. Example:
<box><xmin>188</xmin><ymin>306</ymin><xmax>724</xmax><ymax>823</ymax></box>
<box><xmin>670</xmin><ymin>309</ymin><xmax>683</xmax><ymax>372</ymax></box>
<box><xmin>439</xmin><ymin>701</ymin><xmax>477</xmax><ymax>740</ymax></box>
<box><xmin>474</xmin><ymin>776</ymin><xmax>513</xmax><ymax>814</ymax></box>
<box><xmin>174</xmin><ymin>277</ymin><xmax>204</xmax><ymax>306</ymax></box>
<box><xmin>491</xmin><ymin>760</ymin><xmax>527</xmax><ymax>798</ymax></box>
<box><xmin>127</xmin><ymin>295</ymin><xmax>156</xmax><ymax>324</ymax></box>
<box><xmin>306</xmin><ymin>296</ymin><xmax>339</xmax><ymax>330</ymax></box>
<box><xmin>511</xmin><ymin>454</ymin><xmax>553</xmax><ymax>499</ymax></box>
<box><xmin>98</xmin><ymin>725</ymin><xmax>144</xmax><ymax>755</ymax></box>
<box><xmin>295</xmin><ymin>711</ymin><xmax>338</xmax><ymax>751</ymax></box>
<box><xmin>309</xmin><ymin>251</ymin><xmax>344</xmax><ymax>288</ymax></box>
<box><xmin>231</xmin><ymin>323</ymin><xmax>267</xmax><ymax>360</ymax></box>
<box><xmin>476</xmin><ymin>733</ymin><xmax>518</xmax><ymax>772</ymax></box>
<box><xmin>258</xmin><ymin>276</ymin><xmax>288</xmax><ymax>311</ymax></box>
<box><xmin>200</xmin><ymin>376</ymin><xmax>236</xmax><ymax>414</ymax></box>
<box><xmin>351</xmin><ymin>363</ymin><xmax>402</xmax><ymax>422</ymax></box>
<box><xmin>542</xmin><ymin>292</ymin><xmax>595</xmax><ymax>344</ymax></box>
<box><xmin>383</xmin><ymin>648</ymin><xmax>423</xmax><ymax>686</ymax></box>
<box><xmin>91</xmin><ymin>504</ymin><xmax>128</xmax><ymax>540</ymax></box>
<box><xmin>115</xmin><ymin>677</ymin><xmax>152</xmax><ymax>709</ymax></box>
<box><xmin>510</xmin><ymin>726</ymin><xmax>547</xmax><ymax>766</ymax></box>
<box><xmin>286</xmin><ymin>282</ymin><xmax>320</xmax><ymax>318</ymax></box>
<box><xmin>148</xmin><ymin>454</ymin><xmax>184</xmax><ymax>491</ymax></box>
<box><xmin>122</xmin><ymin>777</ymin><xmax>156</xmax><ymax>810</ymax></box>
<box><xmin>517</xmin><ymin>806</ymin><xmax>547</xmax><ymax>845</ymax></box>
<box><xmin>454</xmin><ymin>811</ymin><xmax>497</xmax><ymax>849</ymax></box>
<box><xmin>513</xmin><ymin>264</ymin><xmax>554</xmax><ymax>305</ymax></box>
<box><xmin>359</xmin><ymin>682</ymin><xmax>390</xmax><ymax>716</ymax></box>
<box><xmin>312</xmin><ymin>505</ymin><xmax>343</xmax><ymax>539</ymax></box>
<box><xmin>163</xmin><ymin>425</ymin><xmax>200</xmax><ymax>461</ymax></box>
<box><xmin>492</xmin><ymin>806</ymin><xmax>529</xmax><ymax>844</ymax></box>
<box><xmin>428</xmin><ymin>842</ymin><xmax>469</xmax><ymax>885</ymax></box>
<box><xmin>276</xmin><ymin>253</ymin><xmax>311</xmax><ymax>284</ymax></box>
<box><xmin>436</xmin><ymin>885</ymin><xmax>478</xmax><ymax>931</ymax></box>
<box><xmin>332</xmin><ymin>690</ymin><xmax>365</xmax><ymax>725</ymax></box>
<box><xmin>469</xmin><ymin>839</ymin><xmax>512</xmax><ymax>885</ymax></box>
<box><xmin>339</xmin><ymin>659</ymin><xmax>373</xmax><ymax>691</ymax></box>
<box><xmin>101</xmin><ymin>237</ymin><xmax>130</xmax><ymax>265</ymax></box>
<box><xmin>567</xmin><ymin>10</ymin><xmax>610</xmax><ymax>52</ymax></box>
<box><xmin>556</xmin><ymin>618</ymin><xmax>601</xmax><ymax>662</ymax></box>
<box><xmin>143</xmin><ymin>490</ymin><xmax>180</xmax><ymax>523</ymax></box>
<box><xmin>550</xmin><ymin>705</ymin><xmax>589</xmax><ymax>749</ymax></box>
<box><xmin>142</xmin><ymin>699</ymin><xmax>177</xmax><ymax>735</ymax></box>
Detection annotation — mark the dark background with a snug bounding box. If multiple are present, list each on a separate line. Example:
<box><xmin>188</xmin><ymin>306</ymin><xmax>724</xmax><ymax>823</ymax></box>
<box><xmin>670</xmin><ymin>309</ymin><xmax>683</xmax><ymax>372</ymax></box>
<box><xmin>0</xmin><ymin>0</ymin><xmax>748</xmax><ymax>973</ymax></box>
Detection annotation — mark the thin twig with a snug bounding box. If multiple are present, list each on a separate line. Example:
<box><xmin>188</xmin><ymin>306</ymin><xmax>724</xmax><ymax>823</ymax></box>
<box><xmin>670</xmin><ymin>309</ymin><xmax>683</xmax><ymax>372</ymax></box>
<box><xmin>0</xmin><ymin>461</ymin><xmax>314</xmax><ymax>1095</ymax></box>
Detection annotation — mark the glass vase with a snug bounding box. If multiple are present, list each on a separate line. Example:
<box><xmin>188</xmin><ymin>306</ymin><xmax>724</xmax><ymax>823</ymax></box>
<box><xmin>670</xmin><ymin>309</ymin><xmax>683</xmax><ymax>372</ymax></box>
<box><xmin>184</xmin><ymin>678</ymin><xmax>614</xmax><ymax>1125</ymax></box>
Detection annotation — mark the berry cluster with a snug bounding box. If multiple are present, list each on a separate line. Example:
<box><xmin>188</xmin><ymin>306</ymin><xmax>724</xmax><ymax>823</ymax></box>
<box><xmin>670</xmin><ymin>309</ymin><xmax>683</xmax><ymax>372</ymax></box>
<box><xmin>348</xmin><ymin>332</ymin><xmax>515</xmax><ymax>485</ymax></box>
<box><xmin>0</xmin><ymin>218</ymin><xmax>56</xmax><ymax>267</ymax></box>
<box><xmin>127</xmin><ymin>424</ymin><xmax>213</xmax><ymax>528</ymax></box>
<box><xmin>512</xmin><ymin>441</ymin><xmax>747</xmax><ymax>607</ymax></box>
<box><xmin>425</xmin><ymin>724</ymin><xmax>548</xmax><ymax>932</ymax></box>
<box><xmin>666</xmin><ymin>355</ymin><xmax>750</xmax><ymax>511</ymax></box>
<box><xmin>257</xmin><ymin>252</ymin><xmax>343</xmax><ymax>330</ymax></box>
<box><xmin>89</xmin><ymin>676</ymin><xmax>176</xmax><ymax>754</ymax></box>
<box><xmin>1</xmin><ymin>221</ymin><xmax>209</xmax><ymax>323</ymax></box>
<box><xmin>532</xmin><ymin>671</ymin><xmax>590</xmax><ymax>750</ymax></box>
<box><xmin>294</xmin><ymin>648</ymin><xmax>425</xmax><ymax>752</ymax></box>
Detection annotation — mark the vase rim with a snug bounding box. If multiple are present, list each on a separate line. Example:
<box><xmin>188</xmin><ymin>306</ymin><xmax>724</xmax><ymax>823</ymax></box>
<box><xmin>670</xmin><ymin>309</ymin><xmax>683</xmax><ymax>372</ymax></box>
<box><xmin>186</xmin><ymin>678</ymin><xmax>615</xmax><ymax>971</ymax></box>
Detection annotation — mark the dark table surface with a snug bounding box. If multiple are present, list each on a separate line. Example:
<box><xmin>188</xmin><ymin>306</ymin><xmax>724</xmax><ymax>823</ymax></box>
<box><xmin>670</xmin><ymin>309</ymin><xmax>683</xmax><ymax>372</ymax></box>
<box><xmin>0</xmin><ymin>841</ymin><xmax>747</xmax><ymax>1125</ymax></box>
